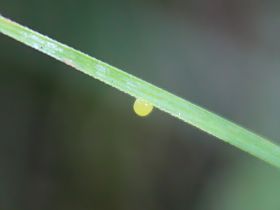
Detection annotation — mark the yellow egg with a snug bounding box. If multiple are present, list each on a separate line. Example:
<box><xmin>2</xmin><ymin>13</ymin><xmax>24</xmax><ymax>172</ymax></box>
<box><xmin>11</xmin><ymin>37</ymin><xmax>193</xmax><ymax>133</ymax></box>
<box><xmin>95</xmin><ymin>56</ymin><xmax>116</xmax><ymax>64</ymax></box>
<box><xmin>133</xmin><ymin>98</ymin><xmax>153</xmax><ymax>117</ymax></box>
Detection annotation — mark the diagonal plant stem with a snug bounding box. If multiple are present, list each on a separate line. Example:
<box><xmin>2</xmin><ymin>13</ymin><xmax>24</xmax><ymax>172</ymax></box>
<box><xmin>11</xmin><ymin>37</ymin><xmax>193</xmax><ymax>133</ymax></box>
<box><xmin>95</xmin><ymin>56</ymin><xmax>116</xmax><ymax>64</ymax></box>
<box><xmin>1</xmin><ymin>14</ymin><xmax>280</xmax><ymax>168</ymax></box>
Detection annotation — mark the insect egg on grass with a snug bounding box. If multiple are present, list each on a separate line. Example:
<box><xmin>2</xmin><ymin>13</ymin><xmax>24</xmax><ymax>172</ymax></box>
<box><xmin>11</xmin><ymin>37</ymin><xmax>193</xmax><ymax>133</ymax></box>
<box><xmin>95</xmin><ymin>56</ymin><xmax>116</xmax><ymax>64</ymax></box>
<box><xmin>133</xmin><ymin>98</ymin><xmax>154</xmax><ymax>117</ymax></box>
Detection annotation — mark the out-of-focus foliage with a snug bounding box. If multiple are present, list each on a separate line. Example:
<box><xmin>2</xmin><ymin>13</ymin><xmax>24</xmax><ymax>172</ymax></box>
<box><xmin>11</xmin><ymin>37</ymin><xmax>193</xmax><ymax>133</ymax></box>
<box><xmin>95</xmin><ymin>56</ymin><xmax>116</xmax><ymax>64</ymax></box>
<box><xmin>199</xmin><ymin>160</ymin><xmax>280</xmax><ymax>210</ymax></box>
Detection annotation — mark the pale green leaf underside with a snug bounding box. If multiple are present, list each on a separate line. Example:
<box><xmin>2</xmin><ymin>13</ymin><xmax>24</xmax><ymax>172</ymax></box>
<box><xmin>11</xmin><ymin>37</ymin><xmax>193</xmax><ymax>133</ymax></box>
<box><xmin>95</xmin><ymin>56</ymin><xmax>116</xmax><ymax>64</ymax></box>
<box><xmin>1</xmin><ymin>15</ymin><xmax>280</xmax><ymax>168</ymax></box>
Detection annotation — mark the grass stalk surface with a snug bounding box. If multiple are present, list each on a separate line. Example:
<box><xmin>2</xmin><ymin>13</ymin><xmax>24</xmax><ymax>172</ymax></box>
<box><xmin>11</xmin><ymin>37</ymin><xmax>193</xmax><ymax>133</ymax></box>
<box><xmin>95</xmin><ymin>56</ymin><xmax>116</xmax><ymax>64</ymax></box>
<box><xmin>1</xmin><ymin>15</ymin><xmax>280</xmax><ymax>168</ymax></box>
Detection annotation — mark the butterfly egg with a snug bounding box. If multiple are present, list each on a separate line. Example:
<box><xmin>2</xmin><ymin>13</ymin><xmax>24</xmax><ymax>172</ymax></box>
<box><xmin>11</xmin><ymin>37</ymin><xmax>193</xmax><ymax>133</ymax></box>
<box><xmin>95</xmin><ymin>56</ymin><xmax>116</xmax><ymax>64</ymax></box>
<box><xmin>133</xmin><ymin>98</ymin><xmax>154</xmax><ymax>117</ymax></box>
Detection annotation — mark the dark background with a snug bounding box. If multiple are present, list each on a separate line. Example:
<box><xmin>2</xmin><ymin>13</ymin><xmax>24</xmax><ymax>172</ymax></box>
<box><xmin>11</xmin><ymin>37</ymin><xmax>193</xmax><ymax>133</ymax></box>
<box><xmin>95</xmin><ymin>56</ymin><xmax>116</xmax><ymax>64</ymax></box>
<box><xmin>1</xmin><ymin>0</ymin><xmax>280</xmax><ymax>210</ymax></box>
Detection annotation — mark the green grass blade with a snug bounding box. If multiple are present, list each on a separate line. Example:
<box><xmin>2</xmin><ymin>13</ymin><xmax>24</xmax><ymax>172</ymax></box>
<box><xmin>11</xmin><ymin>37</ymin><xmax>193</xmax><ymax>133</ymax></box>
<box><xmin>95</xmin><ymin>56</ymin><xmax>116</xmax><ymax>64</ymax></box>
<box><xmin>1</xmin><ymin>15</ymin><xmax>280</xmax><ymax>168</ymax></box>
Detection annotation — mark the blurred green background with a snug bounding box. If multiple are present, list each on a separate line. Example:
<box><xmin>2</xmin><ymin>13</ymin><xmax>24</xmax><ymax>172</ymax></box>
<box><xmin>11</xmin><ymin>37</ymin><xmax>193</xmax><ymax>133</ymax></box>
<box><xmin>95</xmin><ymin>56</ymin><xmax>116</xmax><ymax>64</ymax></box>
<box><xmin>1</xmin><ymin>0</ymin><xmax>280</xmax><ymax>210</ymax></box>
